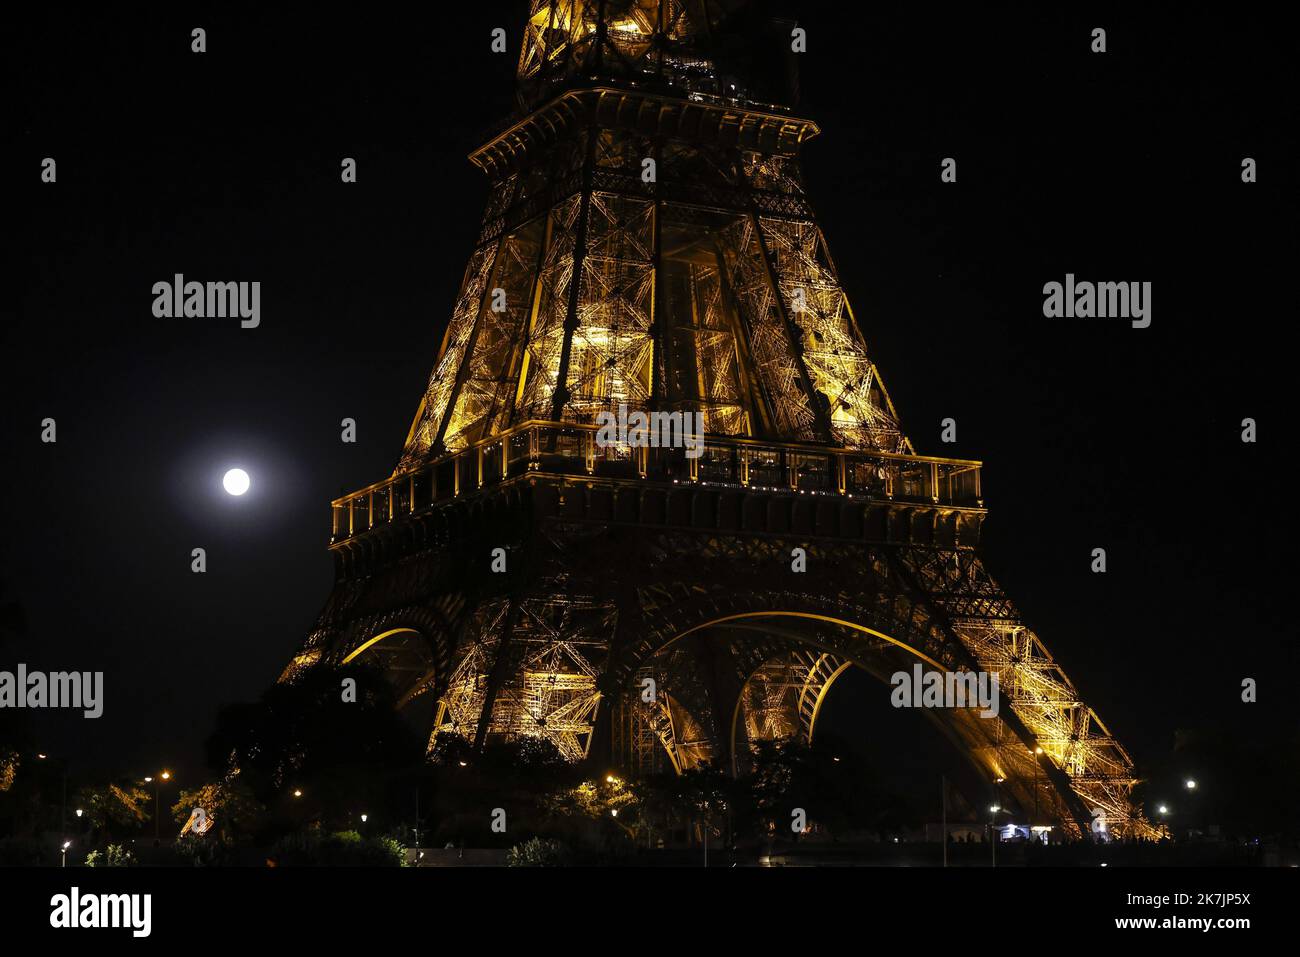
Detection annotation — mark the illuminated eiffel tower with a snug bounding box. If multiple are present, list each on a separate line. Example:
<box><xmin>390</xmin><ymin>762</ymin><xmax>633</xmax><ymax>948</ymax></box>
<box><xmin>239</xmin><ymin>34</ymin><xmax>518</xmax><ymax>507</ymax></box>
<box><xmin>280</xmin><ymin>0</ymin><xmax>1157</xmax><ymax>839</ymax></box>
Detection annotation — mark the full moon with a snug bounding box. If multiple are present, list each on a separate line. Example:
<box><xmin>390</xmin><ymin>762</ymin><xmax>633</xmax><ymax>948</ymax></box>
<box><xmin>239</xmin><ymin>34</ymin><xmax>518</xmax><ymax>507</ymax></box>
<box><xmin>222</xmin><ymin>468</ymin><xmax>251</xmax><ymax>496</ymax></box>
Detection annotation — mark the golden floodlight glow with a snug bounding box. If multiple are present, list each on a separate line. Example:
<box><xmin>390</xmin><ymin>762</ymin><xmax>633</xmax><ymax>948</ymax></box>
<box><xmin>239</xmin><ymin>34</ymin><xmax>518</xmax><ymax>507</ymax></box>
<box><xmin>288</xmin><ymin>0</ymin><xmax>1161</xmax><ymax>843</ymax></box>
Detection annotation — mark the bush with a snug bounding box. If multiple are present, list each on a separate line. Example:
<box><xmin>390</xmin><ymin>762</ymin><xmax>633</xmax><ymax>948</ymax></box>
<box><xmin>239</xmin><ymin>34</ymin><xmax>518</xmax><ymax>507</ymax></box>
<box><xmin>84</xmin><ymin>844</ymin><xmax>137</xmax><ymax>867</ymax></box>
<box><xmin>169</xmin><ymin>833</ymin><xmax>227</xmax><ymax>867</ymax></box>
<box><xmin>506</xmin><ymin>837</ymin><xmax>570</xmax><ymax>866</ymax></box>
<box><xmin>270</xmin><ymin>830</ymin><xmax>405</xmax><ymax>866</ymax></box>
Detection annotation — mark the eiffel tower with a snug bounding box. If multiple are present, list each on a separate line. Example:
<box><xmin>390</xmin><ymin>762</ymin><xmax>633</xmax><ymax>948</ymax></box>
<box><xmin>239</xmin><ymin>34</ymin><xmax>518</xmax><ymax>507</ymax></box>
<box><xmin>280</xmin><ymin>0</ymin><xmax>1157</xmax><ymax>840</ymax></box>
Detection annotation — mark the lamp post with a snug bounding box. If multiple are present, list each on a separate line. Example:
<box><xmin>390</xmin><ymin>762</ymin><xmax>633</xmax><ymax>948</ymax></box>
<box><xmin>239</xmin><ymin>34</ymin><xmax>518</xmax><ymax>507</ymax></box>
<box><xmin>1033</xmin><ymin>746</ymin><xmax>1044</xmax><ymax>827</ymax></box>
<box><xmin>941</xmin><ymin>775</ymin><xmax>947</xmax><ymax>868</ymax></box>
<box><xmin>1183</xmin><ymin>778</ymin><xmax>1198</xmax><ymax>840</ymax></box>
<box><xmin>147</xmin><ymin>771</ymin><xmax>172</xmax><ymax>841</ymax></box>
<box><xmin>37</xmin><ymin>752</ymin><xmax>71</xmax><ymax>849</ymax></box>
<box><xmin>61</xmin><ymin>840</ymin><xmax>71</xmax><ymax>867</ymax></box>
<box><xmin>988</xmin><ymin>806</ymin><xmax>1004</xmax><ymax>867</ymax></box>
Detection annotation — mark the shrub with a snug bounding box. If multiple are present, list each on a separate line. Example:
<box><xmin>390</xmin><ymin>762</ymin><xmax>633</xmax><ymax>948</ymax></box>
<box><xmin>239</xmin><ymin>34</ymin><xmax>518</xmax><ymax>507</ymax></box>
<box><xmin>170</xmin><ymin>833</ymin><xmax>227</xmax><ymax>867</ymax></box>
<box><xmin>506</xmin><ymin>836</ymin><xmax>570</xmax><ymax>866</ymax></box>
<box><xmin>84</xmin><ymin>844</ymin><xmax>137</xmax><ymax>867</ymax></box>
<box><xmin>270</xmin><ymin>830</ymin><xmax>404</xmax><ymax>866</ymax></box>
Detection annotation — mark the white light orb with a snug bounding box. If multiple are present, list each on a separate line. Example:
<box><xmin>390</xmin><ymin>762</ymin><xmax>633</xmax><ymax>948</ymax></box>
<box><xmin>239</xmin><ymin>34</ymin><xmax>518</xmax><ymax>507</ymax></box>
<box><xmin>223</xmin><ymin>468</ymin><xmax>251</xmax><ymax>496</ymax></box>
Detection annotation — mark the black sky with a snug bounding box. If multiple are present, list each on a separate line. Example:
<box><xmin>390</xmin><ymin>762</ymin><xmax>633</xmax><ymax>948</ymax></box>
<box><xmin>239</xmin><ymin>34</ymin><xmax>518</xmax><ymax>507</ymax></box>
<box><xmin>7</xmin><ymin>4</ymin><xmax>1294</xmax><ymax>793</ymax></box>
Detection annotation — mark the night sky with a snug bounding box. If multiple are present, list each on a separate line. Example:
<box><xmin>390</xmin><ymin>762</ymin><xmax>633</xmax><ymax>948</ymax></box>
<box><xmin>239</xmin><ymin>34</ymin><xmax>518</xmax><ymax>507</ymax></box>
<box><xmin>8</xmin><ymin>3</ymin><xmax>1293</xmax><ymax>801</ymax></box>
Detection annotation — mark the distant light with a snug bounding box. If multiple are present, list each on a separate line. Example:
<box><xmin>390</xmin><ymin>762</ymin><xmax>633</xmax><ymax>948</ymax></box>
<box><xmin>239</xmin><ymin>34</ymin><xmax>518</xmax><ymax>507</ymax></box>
<box><xmin>611</xmin><ymin>809</ymin><xmax>619</xmax><ymax>817</ymax></box>
<box><xmin>293</xmin><ymin>789</ymin><xmax>302</xmax><ymax>798</ymax></box>
<box><xmin>223</xmin><ymin>468</ymin><xmax>251</xmax><ymax>496</ymax></box>
<box><xmin>37</xmin><ymin>753</ymin><xmax>47</xmax><ymax>760</ymax></box>
<box><xmin>144</xmin><ymin>776</ymin><xmax>152</xmax><ymax>783</ymax></box>
<box><xmin>1158</xmin><ymin>804</ymin><xmax>1169</xmax><ymax>815</ymax></box>
<box><xmin>62</xmin><ymin>841</ymin><xmax>71</xmax><ymax>850</ymax></box>
<box><xmin>1034</xmin><ymin>747</ymin><xmax>1044</xmax><ymax>755</ymax></box>
<box><xmin>361</xmin><ymin>814</ymin><xmax>368</xmax><ymax>823</ymax></box>
<box><xmin>1185</xmin><ymin>779</ymin><xmax>1197</xmax><ymax>790</ymax></box>
<box><xmin>1100</xmin><ymin>862</ymin><xmax>1108</xmax><ymax>868</ymax></box>
<box><xmin>989</xmin><ymin>805</ymin><xmax>1000</xmax><ymax>814</ymax></box>
<box><xmin>606</xmin><ymin>774</ymin><xmax>616</xmax><ymax>783</ymax></box>
<box><xmin>160</xmin><ymin>770</ymin><xmax>171</xmax><ymax>781</ymax></box>
<box><xmin>458</xmin><ymin>761</ymin><xmax>468</xmax><ymax>767</ymax></box>
<box><xmin>75</xmin><ymin>809</ymin><xmax>83</xmax><ymax>818</ymax></box>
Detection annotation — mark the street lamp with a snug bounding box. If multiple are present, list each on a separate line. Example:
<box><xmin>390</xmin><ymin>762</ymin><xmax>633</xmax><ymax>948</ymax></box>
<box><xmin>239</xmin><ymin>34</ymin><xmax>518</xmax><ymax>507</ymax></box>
<box><xmin>1184</xmin><ymin>779</ymin><xmax>1197</xmax><ymax>790</ymax></box>
<box><xmin>150</xmin><ymin>771</ymin><xmax>172</xmax><ymax>841</ymax></box>
<box><xmin>61</xmin><ymin>841</ymin><xmax>71</xmax><ymax>867</ymax></box>
<box><xmin>988</xmin><ymin>805</ymin><xmax>1005</xmax><ymax>867</ymax></box>
<box><xmin>1030</xmin><ymin>747</ymin><xmax>1045</xmax><ymax>825</ymax></box>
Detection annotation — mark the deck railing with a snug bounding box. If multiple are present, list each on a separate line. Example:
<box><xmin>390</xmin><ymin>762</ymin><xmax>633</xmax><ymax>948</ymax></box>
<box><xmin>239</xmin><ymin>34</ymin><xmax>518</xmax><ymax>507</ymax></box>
<box><xmin>330</xmin><ymin>420</ymin><xmax>983</xmax><ymax>543</ymax></box>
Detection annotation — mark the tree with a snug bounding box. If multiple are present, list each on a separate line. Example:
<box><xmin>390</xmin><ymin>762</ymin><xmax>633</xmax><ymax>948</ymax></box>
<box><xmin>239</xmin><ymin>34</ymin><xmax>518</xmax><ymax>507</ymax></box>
<box><xmin>0</xmin><ymin>579</ymin><xmax>27</xmax><ymax>795</ymax></box>
<box><xmin>747</xmin><ymin>734</ymin><xmax>906</xmax><ymax>842</ymax></box>
<box><xmin>171</xmin><ymin>777</ymin><xmax>266</xmax><ymax>843</ymax></box>
<box><xmin>74</xmin><ymin>781</ymin><xmax>150</xmax><ymax>837</ymax></box>
<box><xmin>205</xmin><ymin>662</ymin><xmax>423</xmax><ymax>834</ymax></box>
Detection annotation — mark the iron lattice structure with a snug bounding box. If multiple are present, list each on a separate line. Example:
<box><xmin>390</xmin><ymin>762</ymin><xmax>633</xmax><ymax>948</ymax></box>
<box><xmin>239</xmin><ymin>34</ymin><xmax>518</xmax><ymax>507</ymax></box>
<box><xmin>281</xmin><ymin>0</ymin><xmax>1157</xmax><ymax>840</ymax></box>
